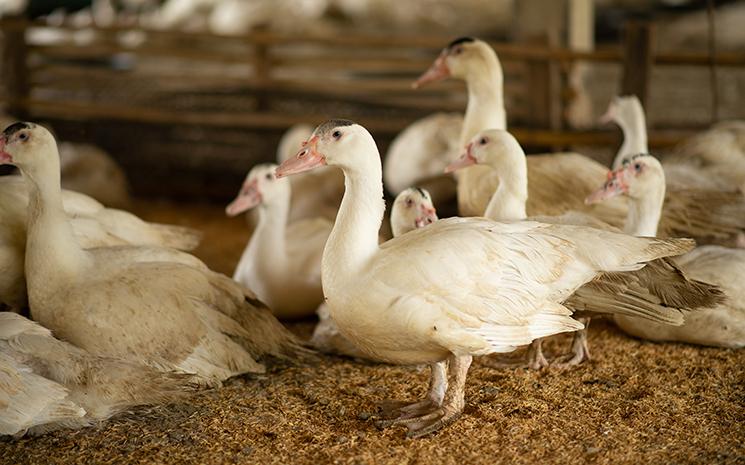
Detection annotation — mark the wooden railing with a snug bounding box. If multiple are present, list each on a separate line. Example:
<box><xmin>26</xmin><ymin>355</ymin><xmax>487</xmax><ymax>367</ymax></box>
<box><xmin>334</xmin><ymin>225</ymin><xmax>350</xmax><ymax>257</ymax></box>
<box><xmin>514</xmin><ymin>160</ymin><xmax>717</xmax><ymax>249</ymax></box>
<box><xmin>0</xmin><ymin>18</ymin><xmax>743</xmax><ymax>198</ymax></box>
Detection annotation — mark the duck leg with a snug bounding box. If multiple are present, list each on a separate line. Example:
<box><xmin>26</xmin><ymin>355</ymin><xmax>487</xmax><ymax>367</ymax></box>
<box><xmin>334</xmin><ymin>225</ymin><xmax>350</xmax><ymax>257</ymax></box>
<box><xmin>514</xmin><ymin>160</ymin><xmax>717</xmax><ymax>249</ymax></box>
<box><xmin>378</xmin><ymin>361</ymin><xmax>447</xmax><ymax>420</ymax></box>
<box><xmin>378</xmin><ymin>355</ymin><xmax>473</xmax><ymax>438</ymax></box>
<box><xmin>481</xmin><ymin>339</ymin><xmax>549</xmax><ymax>370</ymax></box>
<box><xmin>552</xmin><ymin>318</ymin><xmax>591</xmax><ymax>368</ymax></box>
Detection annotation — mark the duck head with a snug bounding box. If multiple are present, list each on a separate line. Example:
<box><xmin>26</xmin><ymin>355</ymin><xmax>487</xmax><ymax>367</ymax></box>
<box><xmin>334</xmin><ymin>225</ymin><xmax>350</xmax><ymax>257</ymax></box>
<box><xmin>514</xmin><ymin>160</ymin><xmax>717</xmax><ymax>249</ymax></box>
<box><xmin>445</xmin><ymin>129</ymin><xmax>524</xmax><ymax>174</ymax></box>
<box><xmin>600</xmin><ymin>95</ymin><xmax>643</xmax><ymax>126</ymax></box>
<box><xmin>0</xmin><ymin>122</ymin><xmax>57</xmax><ymax>172</ymax></box>
<box><xmin>391</xmin><ymin>187</ymin><xmax>438</xmax><ymax>236</ymax></box>
<box><xmin>226</xmin><ymin>163</ymin><xmax>289</xmax><ymax>216</ymax></box>
<box><xmin>276</xmin><ymin>120</ymin><xmax>376</xmax><ymax>177</ymax></box>
<box><xmin>413</xmin><ymin>37</ymin><xmax>497</xmax><ymax>88</ymax></box>
<box><xmin>585</xmin><ymin>154</ymin><xmax>665</xmax><ymax>204</ymax></box>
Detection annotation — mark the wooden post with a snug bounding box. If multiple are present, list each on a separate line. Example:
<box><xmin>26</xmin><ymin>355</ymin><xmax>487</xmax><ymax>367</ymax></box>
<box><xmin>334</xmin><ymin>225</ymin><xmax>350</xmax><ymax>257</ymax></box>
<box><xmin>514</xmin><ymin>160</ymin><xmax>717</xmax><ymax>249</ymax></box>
<box><xmin>514</xmin><ymin>0</ymin><xmax>565</xmax><ymax>132</ymax></box>
<box><xmin>0</xmin><ymin>17</ymin><xmax>30</xmax><ymax>118</ymax></box>
<box><xmin>621</xmin><ymin>20</ymin><xmax>655</xmax><ymax>107</ymax></box>
<box><xmin>252</xmin><ymin>30</ymin><xmax>270</xmax><ymax>112</ymax></box>
<box><xmin>565</xmin><ymin>0</ymin><xmax>595</xmax><ymax>128</ymax></box>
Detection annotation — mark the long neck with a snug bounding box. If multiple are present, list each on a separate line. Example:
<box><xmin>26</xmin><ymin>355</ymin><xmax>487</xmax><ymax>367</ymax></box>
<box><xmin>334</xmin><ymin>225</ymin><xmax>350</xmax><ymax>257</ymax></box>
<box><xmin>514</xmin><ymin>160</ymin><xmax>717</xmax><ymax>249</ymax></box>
<box><xmin>613</xmin><ymin>109</ymin><xmax>648</xmax><ymax>169</ymax></box>
<box><xmin>483</xmin><ymin>155</ymin><xmax>528</xmax><ymax>221</ymax></box>
<box><xmin>245</xmin><ymin>194</ymin><xmax>290</xmax><ymax>271</ymax></box>
<box><xmin>322</xmin><ymin>151</ymin><xmax>385</xmax><ymax>293</ymax></box>
<box><xmin>460</xmin><ymin>60</ymin><xmax>506</xmax><ymax>146</ymax></box>
<box><xmin>23</xmin><ymin>156</ymin><xmax>89</xmax><ymax>295</ymax></box>
<box><xmin>625</xmin><ymin>185</ymin><xmax>665</xmax><ymax>237</ymax></box>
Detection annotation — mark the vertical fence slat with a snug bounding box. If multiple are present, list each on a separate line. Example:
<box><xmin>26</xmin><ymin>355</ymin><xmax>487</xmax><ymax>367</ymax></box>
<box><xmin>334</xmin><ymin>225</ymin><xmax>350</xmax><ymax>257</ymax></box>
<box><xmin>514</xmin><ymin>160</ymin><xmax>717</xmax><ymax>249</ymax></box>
<box><xmin>621</xmin><ymin>20</ymin><xmax>655</xmax><ymax>107</ymax></box>
<box><xmin>1</xmin><ymin>17</ymin><xmax>30</xmax><ymax>118</ymax></box>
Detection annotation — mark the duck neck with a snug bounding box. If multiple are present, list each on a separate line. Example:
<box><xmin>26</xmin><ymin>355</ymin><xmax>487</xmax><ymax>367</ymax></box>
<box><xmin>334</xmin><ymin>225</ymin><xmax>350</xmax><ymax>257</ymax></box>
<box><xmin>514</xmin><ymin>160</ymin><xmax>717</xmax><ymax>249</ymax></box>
<box><xmin>613</xmin><ymin>109</ymin><xmax>648</xmax><ymax>170</ymax></box>
<box><xmin>625</xmin><ymin>185</ymin><xmax>665</xmax><ymax>237</ymax></box>
<box><xmin>22</xmin><ymin>155</ymin><xmax>89</xmax><ymax>294</ymax></box>
<box><xmin>247</xmin><ymin>194</ymin><xmax>290</xmax><ymax>270</ymax></box>
<box><xmin>483</xmin><ymin>155</ymin><xmax>528</xmax><ymax>221</ymax></box>
<box><xmin>323</xmin><ymin>147</ymin><xmax>385</xmax><ymax>292</ymax></box>
<box><xmin>460</xmin><ymin>59</ymin><xmax>507</xmax><ymax>146</ymax></box>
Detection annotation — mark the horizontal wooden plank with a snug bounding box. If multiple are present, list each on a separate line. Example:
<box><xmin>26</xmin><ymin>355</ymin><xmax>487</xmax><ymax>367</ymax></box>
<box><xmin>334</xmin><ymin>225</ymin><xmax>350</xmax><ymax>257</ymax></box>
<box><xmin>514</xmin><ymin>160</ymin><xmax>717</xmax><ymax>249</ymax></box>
<box><xmin>14</xmin><ymin>98</ymin><xmax>694</xmax><ymax>148</ymax></box>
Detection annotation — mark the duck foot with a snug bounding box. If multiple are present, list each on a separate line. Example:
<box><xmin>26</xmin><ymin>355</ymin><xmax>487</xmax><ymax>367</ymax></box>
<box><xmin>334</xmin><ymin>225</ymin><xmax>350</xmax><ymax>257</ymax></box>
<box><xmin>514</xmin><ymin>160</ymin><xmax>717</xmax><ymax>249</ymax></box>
<box><xmin>377</xmin><ymin>355</ymin><xmax>471</xmax><ymax>438</ymax></box>
<box><xmin>377</xmin><ymin>399</ymin><xmax>438</xmax><ymax>421</ymax></box>
<box><xmin>481</xmin><ymin>340</ymin><xmax>548</xmax><ymax>371</ymax></box>
<box><xmin>380</xmin><ymin>404</ymin><xmax>464</xmax><ymax>438</ymax></box>
<box><xmin>377</xmin><ymin>361</ymin><xmax>448</xmax><ymax>421</ymax></box>
<box><xmin>551</xmin><ymin>322</ymin><xmax>590</xmax><ymax>369</ymax></box>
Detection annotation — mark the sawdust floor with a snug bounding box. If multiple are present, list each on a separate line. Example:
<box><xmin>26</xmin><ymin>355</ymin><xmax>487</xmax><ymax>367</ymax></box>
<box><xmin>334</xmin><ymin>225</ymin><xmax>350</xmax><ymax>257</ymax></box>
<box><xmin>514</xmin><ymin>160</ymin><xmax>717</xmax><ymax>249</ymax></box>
<box><xmin>2</xmin><ymin>199</ymin><xmax>743</xmax><ymax>465</ymax></box>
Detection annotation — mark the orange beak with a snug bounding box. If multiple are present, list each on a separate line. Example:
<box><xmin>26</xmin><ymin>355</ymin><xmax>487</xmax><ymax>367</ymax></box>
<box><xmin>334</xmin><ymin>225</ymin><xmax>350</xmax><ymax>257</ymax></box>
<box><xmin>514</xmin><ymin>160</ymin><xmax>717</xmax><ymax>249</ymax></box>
<box><xmin>225</xmin><ymin>178</ymin><xmax>261</xmax><ymax>216</ymax></box>
<box><xmin>0</xmin><ymin>135</ymin><xmax>11</xmax><ymax>164</ymax></box>
<box><xmin>276</xmin><ymin>136</ymin><xmax>326</xmax><ymax>178</ymax></box>
<box><xmin>599</xmin><ymin>105</ymin><xmax>616</xmax><ymax>125</ymax></box>
<box><xmin>415</xmin><ymin>205</ymin><xmax>438</xmax><ymax>228</ymax></box>
<box><xmin>412</xmin><ymin>51</ymin><xmax>450</xmax><ymax>89</ymax></box>
<box><xmin>444</xmin><ymin>143</ymin><xmax>476</xmax><ymax>173</ymax></box>
<box><xmin>585</xmin><ymin>166</ymin><xmax>631</xmax><ymax>204</ymax></box>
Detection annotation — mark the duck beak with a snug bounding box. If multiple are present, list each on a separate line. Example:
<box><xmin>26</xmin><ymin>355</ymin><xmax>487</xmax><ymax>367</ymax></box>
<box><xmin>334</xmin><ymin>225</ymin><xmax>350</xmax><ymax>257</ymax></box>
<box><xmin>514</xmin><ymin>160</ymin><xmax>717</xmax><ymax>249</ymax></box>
<box><xmin>415</xmin><ymin>206</ymin><xmax>438</xmax><ymax>228</ymax></box>
<box><xmin>585</xmin><ymin>167</ymin><xmax>629</xmax><ymax>204</ymax></box>
<box><xmin>412</xmin><ymin>51</ymin><xmax>450</xmax><ymax>89</ymax></box>
<box><xmin>444</xmin><ymin>143</ymin><xmax>476</xmax><ymax>173</ymax></box>
<box><xmin>225</xmin><ymin>179</ymin><xmax>261</xmax><ymax>216</ymax></box>
<box><xmin>276</xmin><ymin>136</ymin><xmax>325</xmax><ymax>178</ymax></box>
<box><xmin>0</xmin><ymin>136</ymin><xmax>11</xmax><ymax>164</ymax></box>
<box><xmin>599</xmin><ymin>107</ymin><xmax>614</xmax><ymax>125</ymax></box>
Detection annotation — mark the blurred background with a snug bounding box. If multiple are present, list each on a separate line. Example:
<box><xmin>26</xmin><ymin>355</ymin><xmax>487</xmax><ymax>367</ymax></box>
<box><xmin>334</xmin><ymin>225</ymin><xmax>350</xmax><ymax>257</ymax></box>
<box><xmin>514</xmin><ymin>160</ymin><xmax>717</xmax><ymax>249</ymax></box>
<box><xmin>0</xmin><ymin>0</ymin><xmax>743</xmax><ymax>202</ymax></box>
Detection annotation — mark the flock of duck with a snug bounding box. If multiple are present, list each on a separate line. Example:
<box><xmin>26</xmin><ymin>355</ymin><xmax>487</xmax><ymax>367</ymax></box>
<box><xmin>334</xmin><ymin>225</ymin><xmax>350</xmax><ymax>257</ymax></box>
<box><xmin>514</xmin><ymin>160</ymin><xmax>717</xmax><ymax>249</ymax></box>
<box><xmin>1</xmin><ymin>36</ymin><xmax>744</xmax><ymax>439</ymax></box>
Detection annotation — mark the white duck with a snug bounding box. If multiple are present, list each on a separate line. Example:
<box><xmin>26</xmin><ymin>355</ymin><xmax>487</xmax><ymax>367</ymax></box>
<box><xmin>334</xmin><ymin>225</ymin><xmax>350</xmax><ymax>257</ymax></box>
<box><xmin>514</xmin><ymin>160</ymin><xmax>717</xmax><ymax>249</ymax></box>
<box><xmin>0</xmin><ymin>313</ymin><xmax>194</xmax><ymax>437</ymax></box>
<box><xmin>277</xmin><ymin>124</ymin><xmax>344</xmax><ymax>223</ymax></box>
<box><xmin>310</xmin><ymin>187</ymin><xmax>438</xmax><ymax>358</ymax></box>
<box><xmin>603</xmin><ymin>95</ymin><xmax>738</xmax><ymax>190</ymax></box>
<box><xmin>0</xmin><ymin>122</ymin><xmax>307</xmax><ymax>384</ymax></box>
<box><xmin>666</xmin><ymin>120</ymin><xmax>745</xmax><ymax>192</ymax></box>
<box><xmin>413</xmin><ymin>37</ymin><xmax>627</xmax><ymax>227</ymax></box>
<box><xmin>275</xmin><ymin>119</ymin><xmax>697</xmax><ymax>437</ymax></box>
<box><xmin>227</xmin><ymin>163</ymin><xmax>332</xmax><ymax>319</ymax></box>
<box><xmin>446</xmin><ymin>129</ymin><xmax>723</xmax><ymax>368</ymax></box>
<box><xmin>0</xmin><ymin>174</ymin><xmax>201</xmax><ymax>311</ymax></box>
<box><xmin>587</xmin><ymin>154</ymin><xmax>745</xmax><ymax>348</ymax></box>
<box><xmin>58</xmin><ymin>141</ymin><xmax>132</xmax><ymax>208</ymax></box>
<box><xmin>383</xmin><ymin>112</ymin><xmax>463</xmax><ymax>202</ymax></box>
<box><xmin>603</xmin><ymin>95</ymin><xmax>745</xmax><ymax>247</ymax></box>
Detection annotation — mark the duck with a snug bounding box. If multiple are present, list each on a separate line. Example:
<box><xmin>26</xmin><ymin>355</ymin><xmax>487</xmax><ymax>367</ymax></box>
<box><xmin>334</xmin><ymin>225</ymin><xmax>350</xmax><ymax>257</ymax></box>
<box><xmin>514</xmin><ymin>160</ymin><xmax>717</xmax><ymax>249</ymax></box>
<box><xmin>310</xmin><ymin>187</ymin><xmax>439</xmax><ymax>358</ymax></box>
<box><xmin>383</xmin><ymin>112</ymin><xmax>463</xmax><ymax>204</ymax></box>
<box><xmin>602</xmin><ymin>95</ymin><xmax>745</xmax><ymax>247</ymax></box>
<box><xmin>602</xmin><ymin>95</ymin><xmax>738</xmax><ymax>190</ymax></box>
<box><xmin>445</xmin><ymin>129</ymin><xmax>723</xmax><ymax>368</ymax></box>
<box><xmin>389</xmin><ymin>187</ymin><xmax>439</xmax><ymax>237</ymax></box>
<box><xmin>227</xmin><ymin>163</ymin><xmax>332</xmax><ymax>319</ymax></box>
<box><xmin>586</xmin><ymin>154</ymin><xmax>745</xmax><ymax>348</ymax></box>
<box><xmin>58</xmin><ymin>141</ymin><xmax>132</xmax><ymax>209</ymax></box>
<box><xmin>413</xmin><ymin>37</ymin><xmax>628</xmax><ymax>228</ymax></box>
<box><xmin>0</xmin><ymin>122</ymin><xmax>308</xmax><ymax>384</ymax></box>
<box><xmin>0</xmin><ymin>313</ymin><xmax>195</xmax><ymax>437</ymax></box>
<box><xmin>666</xmin><ymin>119</ymin><xmax>745</xmax><ymax>191</ymax></box>
<box><xmin>275</xmin><ymin>119</ymin><xmax>701</xmax><ymax>437</ymax></box>
<box><xmin>0</xmin><ymin>174</ymin><xmax>202</xmax><ymax>311</ymax></box>
<box><xmin>276</xmin><ymin>124</ymin><xmax>344</xmax><ymax>223</ymax></box>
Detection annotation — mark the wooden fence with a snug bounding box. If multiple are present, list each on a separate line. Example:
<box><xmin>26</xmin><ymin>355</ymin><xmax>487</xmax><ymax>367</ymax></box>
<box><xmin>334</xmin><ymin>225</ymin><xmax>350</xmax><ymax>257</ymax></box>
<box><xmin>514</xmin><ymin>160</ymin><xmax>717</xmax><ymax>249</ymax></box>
<box><xmin>1</xmin><ymin>18</ymin><xmax>743</xmax><ymax>199</ymax></box>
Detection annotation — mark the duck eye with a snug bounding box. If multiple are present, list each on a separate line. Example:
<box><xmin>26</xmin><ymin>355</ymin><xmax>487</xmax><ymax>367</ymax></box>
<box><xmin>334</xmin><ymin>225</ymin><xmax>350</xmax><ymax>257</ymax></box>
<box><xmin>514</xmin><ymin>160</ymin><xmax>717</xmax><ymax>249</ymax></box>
<box><xmin>405</xmin><ymin>198</ymin><xmax>413</xmax><ymax>207</ymax></box>
<box><xmin>332</xmin><ymin>130</ymin><xmax>342</xmax><ymax>140</ymax></box>
<box><xmin>634</xmin><ymin>163</ymin><xmax>642</xmax><ymax>172</ymax></box>
<box><xmin>479</xmin><ymin>137</ymin><xmax>488</xmax><ymax>145</ymax></box>
<box><xmin>265</xmin><ymin>173</ymin><xmax>273</xmax><ymax>181</ymax></box>
<box><xmin>452</xmin><ymin>46</ymin><xmax>463</xmax><ymax>55</ymax></box>
<box><xmin>18</xmin><ymin>132</ymin><xmax>28</xmax><ymax>141</ymax></box>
